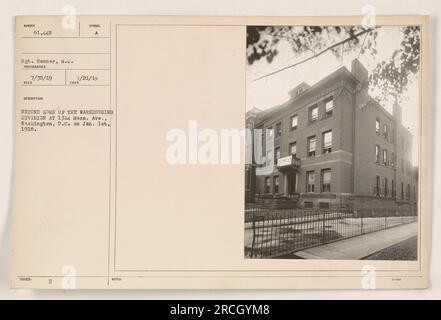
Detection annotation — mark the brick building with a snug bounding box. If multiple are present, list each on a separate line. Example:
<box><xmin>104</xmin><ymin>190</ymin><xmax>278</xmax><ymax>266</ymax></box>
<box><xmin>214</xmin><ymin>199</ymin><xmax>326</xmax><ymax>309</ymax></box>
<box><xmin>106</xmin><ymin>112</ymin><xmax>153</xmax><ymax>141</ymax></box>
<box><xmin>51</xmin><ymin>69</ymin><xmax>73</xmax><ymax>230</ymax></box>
<box><xmin>245</xmin><ymin>59</ymin><xmax>418</xmax><ymax>210</ymax></box>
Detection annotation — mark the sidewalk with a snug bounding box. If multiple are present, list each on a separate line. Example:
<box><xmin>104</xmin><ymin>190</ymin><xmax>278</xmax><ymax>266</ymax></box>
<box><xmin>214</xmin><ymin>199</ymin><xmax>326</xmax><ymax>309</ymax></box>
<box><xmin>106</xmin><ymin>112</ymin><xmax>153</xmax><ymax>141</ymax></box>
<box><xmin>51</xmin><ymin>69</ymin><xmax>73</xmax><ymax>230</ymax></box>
<box><xmin>292</xmin><ymin>222</ymin><xmax>418</xmax><ymax>260</ymax></box>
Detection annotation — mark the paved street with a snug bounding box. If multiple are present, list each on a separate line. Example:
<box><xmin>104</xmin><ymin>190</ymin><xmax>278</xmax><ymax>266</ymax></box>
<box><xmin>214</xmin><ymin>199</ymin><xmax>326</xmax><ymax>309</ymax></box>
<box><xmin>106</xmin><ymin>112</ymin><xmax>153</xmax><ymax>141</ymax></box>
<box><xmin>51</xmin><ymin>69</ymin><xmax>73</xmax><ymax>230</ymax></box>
<box><xmin>292</xmin><ymin>222</ymin><xmax>418</xmax><ymax>260</ymax></box>
<box><xmin>363</xmin><ymin>235</ymin><xmax>418</xmax><ymax>260</ymax></box>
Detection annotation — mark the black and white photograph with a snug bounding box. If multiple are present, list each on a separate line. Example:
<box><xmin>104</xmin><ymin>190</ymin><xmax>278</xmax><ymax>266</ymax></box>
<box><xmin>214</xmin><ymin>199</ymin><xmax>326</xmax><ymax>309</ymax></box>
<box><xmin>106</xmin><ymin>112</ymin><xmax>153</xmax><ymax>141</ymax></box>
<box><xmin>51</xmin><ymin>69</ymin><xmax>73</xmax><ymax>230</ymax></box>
<box><xmin>245</xmin><ymin>25</ymin><xmax>420</xmax><ymax>260</ymax></box>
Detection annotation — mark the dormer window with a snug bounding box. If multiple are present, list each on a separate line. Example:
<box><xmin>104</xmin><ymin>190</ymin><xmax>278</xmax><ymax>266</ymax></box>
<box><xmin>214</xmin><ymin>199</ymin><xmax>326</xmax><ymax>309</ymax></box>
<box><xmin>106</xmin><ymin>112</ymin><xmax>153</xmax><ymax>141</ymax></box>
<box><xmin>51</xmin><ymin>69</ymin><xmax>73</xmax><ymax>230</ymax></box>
<box><xmin>289</xmin><ymin>82</ymin><xmax>310</xmax><ymax>99</ymax></box>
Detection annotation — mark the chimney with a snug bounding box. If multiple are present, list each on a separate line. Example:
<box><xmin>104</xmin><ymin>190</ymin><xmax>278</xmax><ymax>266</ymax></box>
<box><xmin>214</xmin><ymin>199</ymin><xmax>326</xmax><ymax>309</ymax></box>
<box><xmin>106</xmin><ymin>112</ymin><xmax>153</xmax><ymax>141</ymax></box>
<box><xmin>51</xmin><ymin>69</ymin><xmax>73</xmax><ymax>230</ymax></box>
<box><xmin>352</xmin><ymin>59</ymin><xmax>370</xmax><ymax>110</ymax></box>
<box><xmin>351</xmin><ymin>59</ymin><xmax>368</xmax><ymax>84</ymax></box>
<box><xmin>393</xmin><ymin>101</ymin><xmax>402</xmax><ymax>124</ymax></box>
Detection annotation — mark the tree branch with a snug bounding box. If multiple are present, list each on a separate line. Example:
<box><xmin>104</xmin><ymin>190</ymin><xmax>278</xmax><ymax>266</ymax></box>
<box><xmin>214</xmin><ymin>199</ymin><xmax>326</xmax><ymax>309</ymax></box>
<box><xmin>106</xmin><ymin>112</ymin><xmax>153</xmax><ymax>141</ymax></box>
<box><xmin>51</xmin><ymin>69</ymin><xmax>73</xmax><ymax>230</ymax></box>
<box><xmin>253</xmin><ymin>27</ymin><xmax>380</xmax><ymax>82</ymax></box>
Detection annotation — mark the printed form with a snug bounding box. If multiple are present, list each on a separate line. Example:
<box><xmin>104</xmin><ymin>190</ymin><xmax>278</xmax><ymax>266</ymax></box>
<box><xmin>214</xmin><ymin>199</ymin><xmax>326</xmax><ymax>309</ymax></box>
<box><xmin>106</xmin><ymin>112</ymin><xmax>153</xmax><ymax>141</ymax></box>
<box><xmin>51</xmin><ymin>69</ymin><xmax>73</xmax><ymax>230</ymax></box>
<box><xmin>11</xmin><ymin>16</ymin><xmax>429</xmax><ymax>289</ymax></box>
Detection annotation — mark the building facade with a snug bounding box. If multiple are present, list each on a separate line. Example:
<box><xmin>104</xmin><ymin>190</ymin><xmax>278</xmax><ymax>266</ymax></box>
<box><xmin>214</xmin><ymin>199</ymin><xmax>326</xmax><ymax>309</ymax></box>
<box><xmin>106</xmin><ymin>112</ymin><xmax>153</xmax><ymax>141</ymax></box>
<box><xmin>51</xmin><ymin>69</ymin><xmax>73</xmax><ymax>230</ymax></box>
<box><xmin>245</xmin><ymin>59</ymin><xmax>418</xmax><ymax>210</ymax></box>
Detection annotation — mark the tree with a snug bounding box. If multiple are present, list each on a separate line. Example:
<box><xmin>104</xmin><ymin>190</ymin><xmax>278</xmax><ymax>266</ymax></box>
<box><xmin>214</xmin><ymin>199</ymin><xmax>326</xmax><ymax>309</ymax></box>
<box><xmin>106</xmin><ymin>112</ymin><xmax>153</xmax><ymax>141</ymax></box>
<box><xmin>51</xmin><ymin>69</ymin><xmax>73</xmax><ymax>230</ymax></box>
<box><xmin>246</xmin><ymin>25</ymin><xmax>420</xmax><ymax>105</ymax></box>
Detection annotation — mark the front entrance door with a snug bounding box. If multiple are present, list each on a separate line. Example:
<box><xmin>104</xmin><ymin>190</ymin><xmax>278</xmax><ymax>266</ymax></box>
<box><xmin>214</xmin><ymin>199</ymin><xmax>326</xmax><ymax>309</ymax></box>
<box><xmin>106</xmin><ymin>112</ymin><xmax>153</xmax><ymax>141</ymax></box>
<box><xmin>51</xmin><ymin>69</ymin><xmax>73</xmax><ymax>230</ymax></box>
<box><xmin>287</xmin><ymin>173</ymin><xmax>296</xmax><ymax>194</ymax></box>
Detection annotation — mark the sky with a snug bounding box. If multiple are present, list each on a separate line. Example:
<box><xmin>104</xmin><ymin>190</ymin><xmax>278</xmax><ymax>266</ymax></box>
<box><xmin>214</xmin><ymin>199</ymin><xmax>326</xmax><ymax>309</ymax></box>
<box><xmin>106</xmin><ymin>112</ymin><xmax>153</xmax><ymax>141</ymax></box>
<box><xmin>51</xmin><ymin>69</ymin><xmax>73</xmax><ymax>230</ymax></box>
<box><xmin>246</xmin><ymin>26</ymin><xmax>420</xmax><ymax>166</ymax></box>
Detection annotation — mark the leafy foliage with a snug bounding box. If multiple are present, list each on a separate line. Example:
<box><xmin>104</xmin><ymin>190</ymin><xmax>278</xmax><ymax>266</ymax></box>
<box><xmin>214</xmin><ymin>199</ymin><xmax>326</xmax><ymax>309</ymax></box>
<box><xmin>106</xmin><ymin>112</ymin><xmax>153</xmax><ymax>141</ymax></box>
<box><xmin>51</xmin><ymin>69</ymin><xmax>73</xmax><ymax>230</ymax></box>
<box><xmin>368</xmin><ymin>26</ymin><xmax>420</xmax><ymax>103</ymax></box>
<box><xmin>246</xmin><ymin>25</ymin><xmax>420</xmax><ymax>104</ymax></box>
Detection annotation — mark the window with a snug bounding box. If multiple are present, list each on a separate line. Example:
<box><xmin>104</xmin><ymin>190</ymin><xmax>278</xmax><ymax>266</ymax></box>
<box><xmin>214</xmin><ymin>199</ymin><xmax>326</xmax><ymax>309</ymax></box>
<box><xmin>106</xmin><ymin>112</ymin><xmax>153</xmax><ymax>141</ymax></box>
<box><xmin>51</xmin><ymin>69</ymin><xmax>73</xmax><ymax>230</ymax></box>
<box><xmin>289</xmin><ymin>142</ymin><xmax>297</xmax><ymax>157</ymax></box>
<box><xmin>413</xmin><ymin>185</ymin><xmax>416</xmax><ymax>200</ymax></box>
<box><xmin>391</xmin><ymin>152</ymin><xmax>396</xmax><ymax>167</ymax></box>
<box><xmin>275</xmin><ymin>122</ymin><xmax>282</xmax><ymax>137</ymax></box>
<box><xmin>307</xmin><ymin>135</ymin><xmax>316</xmax><ymax>157</ymax></box>
<box><xmin>295</xmin><ymin>87</ymin><xmax>304</xmax><ymax>96</ymax></box>
<box><xmin>310</xmin><ymin>105</ymin><xmax>318</xmax><ymax>122</ymax></box>
<box><xmin>321</xmin><ymin>169</ymin><xmax>331</xmax><ymax>193</ymax></box>
<box><xmin>375</xmin><ymin>118</ymin><xmax>380</xmax><ymax>134</ymax></box>
<box><xmin>274</xmin><ymin>147</ymin><xmax>280</xmax><ymax>165</ymax></box>
<box><xmin>375</xmin><ymin>175</ymin><xmax>380</xmax><ymax>196</ymax></box>
<box><xmin>383</xmin><ymin>177</ymin><xmax>388</xmax><ymax>197</ymax></box>
<box><xmin>401</xmin><ymin>158</ymin><xmax>404</xmax><ymax>173</ymax></box>
<box><xmin>392</xmin><ymin>129</ymin><xmax>396</xmax><ymax>144</ymax></box>
<box><xmin>306</xmin><ymin>171</ymin><xmax>315</xmax><ymax>193</ymax></box>
<box><xmin>319</xmin><ymin>202</ymin><xmax>330</xmax><ymax>209</ymax></box>
<box><xmin>290</xmin><ymin>115</ymin><xmax>298</xmax><ymax>130</ymax></box>
<box><xmin>375</xmin><ymin>145</ymin><xmax>380</xmax><ymax>163</ymax></box>
<box><xmin>383</xmin><ymin>124</ymin><xmax>388</xmax><ymax>139</ymax></box>
<box><xmin>273</xmin><ymin>176</ymin><xmax>279</xmax><ymax>194</ymax></box>
<box><xmin>266</xmin><ymin>150</ymin><xmax>272</xmax><ymax>166</ymax></box>
<box><xmin>268</xmin><ymin>127</ymin><xmax>273</xmax><ymax>137</ymax></box>
<box><xmin>406</xmin><ymin>184</ymin><xmax>411</xmax><ymax>199</ymax></box>
<box><xmin>391</xmin><ymin>179</ymin><xmax>395</xmax><ymax>197</ymax></box>
<box><xmin>325</xmin><ymin>97</ymin><xmax>333</xmax><ymax>116</ymax></box>
<box><xmin>401</xmin><ymin>182</ymin><xmax>404</xmax><ymax>199</ymax></box>
<box><xmin>304</xmin><ymin>201</ymin><xmax>313</xmax><ymax>208</ymax></box>
<box><xmin>264</xmin><ymin>177</ymin><xmax>271</xmax><ymax>193</ymax></box>
<box><xmin>383</xmin><ymin>149</ymin><xmax>388</xmax><ymax>165</ymax></box>
<box><xmin>323</xmin><ymin>130</ymin><xmax>332</xmax><ymax>154</ymax></box>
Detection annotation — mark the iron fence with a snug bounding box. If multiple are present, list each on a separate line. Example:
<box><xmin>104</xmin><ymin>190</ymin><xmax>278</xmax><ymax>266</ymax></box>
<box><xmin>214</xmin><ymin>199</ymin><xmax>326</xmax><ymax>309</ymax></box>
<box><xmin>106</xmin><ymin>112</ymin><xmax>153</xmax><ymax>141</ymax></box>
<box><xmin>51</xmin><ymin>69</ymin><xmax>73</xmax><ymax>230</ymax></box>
<box><xmin>244</xmin><ymin>207</ymin><xmax>417</xmax><ymax>258</ymax></box>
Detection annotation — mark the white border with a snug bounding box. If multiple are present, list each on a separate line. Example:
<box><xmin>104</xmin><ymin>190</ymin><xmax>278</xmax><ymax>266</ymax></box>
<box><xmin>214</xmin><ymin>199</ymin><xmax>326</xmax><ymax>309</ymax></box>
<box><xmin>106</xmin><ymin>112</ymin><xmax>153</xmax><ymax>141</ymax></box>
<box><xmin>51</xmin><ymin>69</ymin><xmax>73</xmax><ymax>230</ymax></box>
<box><xmin>0</xmin><ymin>0</ymin><xmax>439</xmax><ymax>299</ymax></box>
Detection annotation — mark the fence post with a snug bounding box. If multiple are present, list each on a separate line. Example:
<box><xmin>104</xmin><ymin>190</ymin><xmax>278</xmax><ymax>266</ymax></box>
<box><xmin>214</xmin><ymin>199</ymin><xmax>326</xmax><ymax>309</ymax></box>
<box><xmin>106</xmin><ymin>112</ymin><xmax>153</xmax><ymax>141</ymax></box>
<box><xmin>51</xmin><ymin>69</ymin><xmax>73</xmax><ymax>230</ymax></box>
<box><xmin>250</xmin><ymin>209</ymin><xmax>256</xmax><ymax>258</ymax></box>
<box><xmin>360</xmin><ymin>210</ymin><xmax>363</xmax><ymax>235</ymax></box>
<box><xmin>322</xmin><ymin>209</ymin><xmax>326</xmax><ymax>242</ymax></box>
